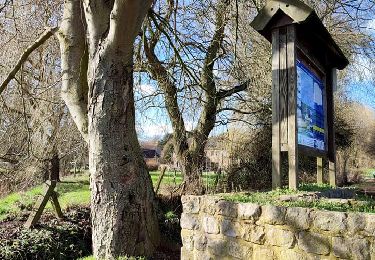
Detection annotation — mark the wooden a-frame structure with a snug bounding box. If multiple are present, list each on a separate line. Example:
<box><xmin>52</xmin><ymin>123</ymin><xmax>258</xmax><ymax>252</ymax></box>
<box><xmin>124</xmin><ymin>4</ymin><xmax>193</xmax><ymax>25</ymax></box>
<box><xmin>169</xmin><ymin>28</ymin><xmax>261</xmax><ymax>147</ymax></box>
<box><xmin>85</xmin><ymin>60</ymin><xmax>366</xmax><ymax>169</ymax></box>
<box><xmin>251</xmin><ymin>0</ymin><xmax>348</xmax><ymax>189</ymax></box>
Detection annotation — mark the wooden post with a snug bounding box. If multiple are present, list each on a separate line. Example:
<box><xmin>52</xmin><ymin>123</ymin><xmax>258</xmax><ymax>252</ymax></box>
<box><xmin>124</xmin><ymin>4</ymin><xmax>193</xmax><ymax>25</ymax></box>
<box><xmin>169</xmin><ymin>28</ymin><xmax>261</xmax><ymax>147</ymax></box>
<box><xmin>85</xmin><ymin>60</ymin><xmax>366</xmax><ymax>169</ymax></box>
<box><xmin>287</xmin><ymin>25</ymin><xmax>298</xmax><ymax>190</ymax></box>
<box><xmin>327</xmin><ymin>68</ymin><xmax>337</xmax><ymax>187</ymax></box>
<box><xmin>271</xmin><ymin>29</ymin><xmax>281</xmax><ymax>189</ymax></box>
<box><xmin>50</xmin><ymin>191</ymin><xmax>63</xmax><ymax>219</ymax></box>
<box><xmin>24</xmin><ymin>181</ymin><xmax>57</xmax><ymax>228</ymax></box>
<box><xmin>154</xmin><ymin>165</ymin><xmax>167</xmax><ymax>194</ymax></box>
<box><xmin>329</xmin><ymin>161</ymin><xmax>336</xmax><ymax>186</ymax></box>
<box><xmin>317</xmin><ymin>157</ymin><xmax>323</xmax><ymax>184</ymax></box>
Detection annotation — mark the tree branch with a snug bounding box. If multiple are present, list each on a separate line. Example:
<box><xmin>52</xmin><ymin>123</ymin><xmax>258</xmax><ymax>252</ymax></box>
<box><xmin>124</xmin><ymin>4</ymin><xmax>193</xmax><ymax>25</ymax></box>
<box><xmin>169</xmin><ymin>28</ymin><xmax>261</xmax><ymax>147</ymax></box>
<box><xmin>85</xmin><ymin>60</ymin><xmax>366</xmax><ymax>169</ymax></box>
<box><xmin>217</xmin><ymin>81</ymin><xmax>248</xmax><ymax>100</ymax></box>
<box><xmin>0</xmin><ymin>27</ymin><xmax>57</xmax><ymax>95</ymax></box>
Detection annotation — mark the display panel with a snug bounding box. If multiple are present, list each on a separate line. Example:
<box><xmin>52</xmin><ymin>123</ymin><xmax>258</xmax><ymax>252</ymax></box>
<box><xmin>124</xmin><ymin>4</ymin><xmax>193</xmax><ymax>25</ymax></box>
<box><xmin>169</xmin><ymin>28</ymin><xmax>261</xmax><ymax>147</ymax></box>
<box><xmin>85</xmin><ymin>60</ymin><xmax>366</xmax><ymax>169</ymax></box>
<box><xmin>296</xmin><ymin>59</ymin><xmax>326</xmax><ymax>151</ymax></box>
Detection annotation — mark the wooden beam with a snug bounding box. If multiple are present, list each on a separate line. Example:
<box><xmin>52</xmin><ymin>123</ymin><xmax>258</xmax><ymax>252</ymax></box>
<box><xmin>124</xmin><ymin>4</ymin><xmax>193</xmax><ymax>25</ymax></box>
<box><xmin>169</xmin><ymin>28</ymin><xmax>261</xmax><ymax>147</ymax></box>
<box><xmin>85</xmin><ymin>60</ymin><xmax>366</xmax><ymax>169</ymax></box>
<box><xmin>287</xmin><ymin>25</ymin><xmax>298</xmax><ymax>190</ymax></box>
<box><xmin>271</xmin><ymin>28</ymin><xmax>281</xmax><ymax>189</ymax></box>
<box><xmin>279</xmin><ymin>31</ymin><xmax>288</xmax><ymax>145</ymax></box>
<box><xmin>24</xmin><ymin>181</ymin><xmax>57</xmax><ymax>228</ymax></box>
<box><xmin>154</xmin><ymin>165</ymin><xmax>167</xmax><ymax>194</ymax></box>
<box><xmin>327</xmin><ymin>68</ymin><xmax>337</xmax><ymax>187</ymax></box>
<box><xmin>50</xmin><ymin>191</ymin><xmax>63</xmax><ymax>219</ymax></box>
<box><xmin>317</xmin><ymin>157</ymin><xmax>323</xmax><ymax>184</ymax></box>
<box><xmin>329</xmin><ymin>161</ymin><xmax>336</xmax><ymax>187</ymax></box>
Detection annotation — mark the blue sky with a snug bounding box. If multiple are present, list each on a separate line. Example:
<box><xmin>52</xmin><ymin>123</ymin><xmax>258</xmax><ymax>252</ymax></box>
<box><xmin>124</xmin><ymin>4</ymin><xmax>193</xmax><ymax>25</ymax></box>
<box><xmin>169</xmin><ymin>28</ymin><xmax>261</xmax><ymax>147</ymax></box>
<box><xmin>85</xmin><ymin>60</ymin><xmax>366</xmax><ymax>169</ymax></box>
<box><xmin>135</xmin><ymin>14</ymin><xmax>375</xmax><ymax>140</ymax></box>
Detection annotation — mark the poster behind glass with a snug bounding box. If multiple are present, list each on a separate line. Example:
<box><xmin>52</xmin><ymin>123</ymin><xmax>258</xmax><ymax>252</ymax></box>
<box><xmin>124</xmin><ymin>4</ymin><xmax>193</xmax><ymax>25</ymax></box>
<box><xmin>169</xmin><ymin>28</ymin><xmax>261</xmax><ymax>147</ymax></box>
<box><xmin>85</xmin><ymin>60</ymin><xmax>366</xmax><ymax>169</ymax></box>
<box><xmin>296</xmin><ymin>60</ymin><xmax>325</xmax><ymax>151</ymax></box>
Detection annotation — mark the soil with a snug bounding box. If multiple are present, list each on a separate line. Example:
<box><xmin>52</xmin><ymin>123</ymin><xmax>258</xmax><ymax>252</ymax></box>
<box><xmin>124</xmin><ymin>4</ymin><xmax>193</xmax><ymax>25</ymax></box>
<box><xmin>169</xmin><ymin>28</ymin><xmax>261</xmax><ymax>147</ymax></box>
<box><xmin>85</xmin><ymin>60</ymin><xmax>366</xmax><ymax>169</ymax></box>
<box><xmin>0</xmin><ymin>197</ymin><xmax>182</xmax><ymax>260</ymax></box>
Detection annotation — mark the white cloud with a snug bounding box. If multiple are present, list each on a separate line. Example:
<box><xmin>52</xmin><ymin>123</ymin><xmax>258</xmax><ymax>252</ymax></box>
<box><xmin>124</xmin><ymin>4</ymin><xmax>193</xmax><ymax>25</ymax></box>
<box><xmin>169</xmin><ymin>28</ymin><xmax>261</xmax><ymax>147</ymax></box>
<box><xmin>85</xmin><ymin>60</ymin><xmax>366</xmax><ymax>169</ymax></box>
<box><xmin>367</xmin><ymin>19</ymin><xmax>375</xmax><ymax>30</ymax></box>
<box><xmin>137</xmin><ymin>123</ymin><xmax>172</xmax><ymax>139</ymax></box>
<box><xmin>135</xmin><ymin>84</ymin><xmax>156</xmax><ymax>95</ymax></box>
<box><xmin>185</xmin><ymin>120</ymin><xmax>195</xmax><ymax>131</ymax></box>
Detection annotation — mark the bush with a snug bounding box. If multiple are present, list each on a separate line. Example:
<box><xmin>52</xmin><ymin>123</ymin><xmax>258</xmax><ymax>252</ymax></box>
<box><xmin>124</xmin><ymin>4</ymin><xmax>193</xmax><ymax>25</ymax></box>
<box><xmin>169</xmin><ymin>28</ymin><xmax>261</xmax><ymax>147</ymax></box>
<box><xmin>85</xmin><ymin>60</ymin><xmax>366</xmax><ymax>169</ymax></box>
<box><xmin>146</xmin><ymin>160</ymin><xmax>159</xmax><ymax>171</ymax></box>
<box><xmin>226</xmin><ymin>127</ymin><xmax>272</xmax><ymax>191</ymax></box>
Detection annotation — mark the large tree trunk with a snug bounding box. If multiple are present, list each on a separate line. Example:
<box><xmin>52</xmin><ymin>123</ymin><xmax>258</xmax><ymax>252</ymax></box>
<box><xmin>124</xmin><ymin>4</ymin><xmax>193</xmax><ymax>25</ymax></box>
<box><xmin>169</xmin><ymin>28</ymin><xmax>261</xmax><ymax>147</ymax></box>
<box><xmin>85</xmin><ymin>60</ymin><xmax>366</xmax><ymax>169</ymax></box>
<box><xmin>83</xmin><ymin>0</ymin><xmax>160</xmax><ymax>257</ymax></box>
<box><xmin>88</xmin><ymin>56</ymin><xmax>159</xmax><ymax>258</ymax></box>
<box><xmin>179</xmin><ymin>150</ymin><xmax>205</xmax><ymax>195</ymax></box>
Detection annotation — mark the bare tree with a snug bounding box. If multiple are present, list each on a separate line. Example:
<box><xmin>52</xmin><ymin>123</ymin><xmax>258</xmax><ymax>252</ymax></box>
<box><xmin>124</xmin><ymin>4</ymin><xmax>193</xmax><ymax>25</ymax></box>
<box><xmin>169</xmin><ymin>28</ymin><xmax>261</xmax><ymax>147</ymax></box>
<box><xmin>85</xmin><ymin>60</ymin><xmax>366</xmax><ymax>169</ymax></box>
<box><xmin>1</xmin><ymin>0</ymin><xmax>160</xmax><ymax>258</ymax></box>
<box><xmin>142</xmin><ymin>0</ymin><xmax>248</xmax><ymax>194</ymax></box>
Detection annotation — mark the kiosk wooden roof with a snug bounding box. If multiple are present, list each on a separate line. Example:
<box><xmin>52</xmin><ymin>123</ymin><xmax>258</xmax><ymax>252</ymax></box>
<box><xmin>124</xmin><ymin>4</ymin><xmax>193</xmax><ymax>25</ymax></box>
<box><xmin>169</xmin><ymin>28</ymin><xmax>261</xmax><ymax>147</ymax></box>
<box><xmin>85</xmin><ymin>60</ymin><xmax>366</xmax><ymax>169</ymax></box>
<box><xmin>250</xmin><ymin>0</ymin><xmax>349</xmax><ymax>189</ymax></box>
<box><xmin>251</xmin><ymin>0</ymin><xmax>349</xmax><ymax>70</ymax></box>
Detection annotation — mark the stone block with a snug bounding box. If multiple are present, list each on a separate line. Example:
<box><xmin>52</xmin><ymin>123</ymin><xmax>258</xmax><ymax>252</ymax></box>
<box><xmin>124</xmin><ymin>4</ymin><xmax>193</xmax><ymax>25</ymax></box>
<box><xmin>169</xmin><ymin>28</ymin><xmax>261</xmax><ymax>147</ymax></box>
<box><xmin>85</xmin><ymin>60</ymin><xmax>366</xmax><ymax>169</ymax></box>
<box><xmin>280</xmin><ymin>249</ymin><xmax>311</xmax><ymax>260</ymax></box>
<box><xmin>365</xmin><ymin>214</ymin><xmax>375</xmax><ymax>236</ymax></box>
<box><xmin>194</xmin><ymin>234</ymin><xmax>207</xmax><ymax>251</ymax></box>
<box><xmin>312</xmin><ymin>210</ymin><xmax>347</xmax><ymax>234</ymax></box>
<box><xmin>181</xmin><ymin>213</ymin><xmax>200</xmax><ymax>230</ymax></box>
<box><xmin>193</xmin><ymin>250</ymin><xmax>215</xmax><ymax>260</ymax></box>
<box><xmin>351</xmin><ymin>237</ymin><xmax>370</xmax><ymax>260</ymax></box>
<box><xmin>182</xmin><ymin>196</ymin><xmax>200</xmax><ymax>214</ymax></box>
<box><xmin>181</xmin><ymin>247</ymin><xmax>194</xmax><ymax>260</ymax></box>
<box><xmin>332</xmin><ymin>237</ymin><xmax>350</xmax><ymax>259</ymax></box>
<box><xmin>221</xmin><ymin>219</ymin><xmax>241</xmax><ymax>238</ymax></box>
<box><xmin>260</xmin><ymin>205</ymin><xmax>286</xmax><ymax>225</ymax></box>
<box><xmin>242</xmin><ymin>224</ymin><xmax>265</xmax><ymax>244</ymax></box>
<box><xmin>347</xmin><ymin>213</ymin><xmax>366</xmax><ymax>234</ymax></box>
<box><xmin>297</xmin><ymin>231</ymin><xmax>330</xmax><ymax>255</ymax></box>
<box><xmin>217</xmin><ymin>200</ymin><xmax>238</xmax><ymax>218</ymax></box>
<box><xmin>203</xmin><ymin>216</ymin><xmax>220</xmax><ymax>234</ymax></box>
<box><xmin>207</xmin><ymin>236</ymin><xmax>227</xmax><ymax>256</ymax></box>
<box><xmin>253</xmin><ymin>245</ymin><xmax>275</xmax><ymax>259</ymax></box>
<box><xmin>181</xmin><ymin>229</ymin><xmax>194</xmax><ymax>251</ymax></box>
<box><xmin>238</xmin><ymin>203</ymin><xmax>261</xmax><ymax>220</ymax></box>
<box><xmin>203</xmin><ymin>197</ymin><xmax>219</xmax><ymax>215</ymax></box>
<box><xmin>285</xmin><ymin>207</ymin><xmax>311</xmax><ymax>230</ymax></box>
<box><xmin>227</xmin><ymin>240</ymin><xmax>253</xmax><ymax>259</ymax></box>
<box><xmin>265</xmin><ymin>226</ymin><xmax>295</xmax><ymax>248</ymax></box>
<box><xmin>333</xmin><ymin>235</ymin><xmax>370</xmax><ymax>259</ymax></box>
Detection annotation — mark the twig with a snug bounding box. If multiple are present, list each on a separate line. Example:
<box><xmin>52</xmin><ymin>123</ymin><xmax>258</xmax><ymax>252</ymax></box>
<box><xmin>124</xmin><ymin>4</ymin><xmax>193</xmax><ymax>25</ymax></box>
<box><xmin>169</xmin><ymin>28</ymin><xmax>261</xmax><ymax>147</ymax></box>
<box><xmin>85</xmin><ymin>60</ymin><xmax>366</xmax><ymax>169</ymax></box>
<box><xmin>0</xmin><ymin>27</ymin><xmax>58</xmax><ymax>95</ymax></box>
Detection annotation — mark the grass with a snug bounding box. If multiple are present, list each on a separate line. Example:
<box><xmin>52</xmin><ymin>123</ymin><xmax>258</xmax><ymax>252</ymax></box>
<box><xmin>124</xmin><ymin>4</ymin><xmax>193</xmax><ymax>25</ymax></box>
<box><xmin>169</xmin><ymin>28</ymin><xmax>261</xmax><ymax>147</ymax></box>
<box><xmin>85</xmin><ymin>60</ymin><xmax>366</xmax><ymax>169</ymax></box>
<box><xmin>79</xmin><ymin>256</ymin><xmax>145</xmax><ymax>260</ymax></box>
<box><xmin>224</xmin><ymin>183</ymin><xmax>375</xmax><ymax>213</ymax></box>
<box><xmin>0</xmin><ymin>170</ymin><xmax>221</xmax><ymax>221</ymax></box>
<box><xmin>149</xmin><ymin>170</ymin><xmax>220</xmax><ymax>187</ymax></box>
<box><xmin>0</xmin><ymin>174</ymin><xmax>90</xmax><ymax>221</ymax></box>
<box><xmin>364</xmin><ymin>168</ymin><xmax>375</xmax><ymax>178</ymax></box>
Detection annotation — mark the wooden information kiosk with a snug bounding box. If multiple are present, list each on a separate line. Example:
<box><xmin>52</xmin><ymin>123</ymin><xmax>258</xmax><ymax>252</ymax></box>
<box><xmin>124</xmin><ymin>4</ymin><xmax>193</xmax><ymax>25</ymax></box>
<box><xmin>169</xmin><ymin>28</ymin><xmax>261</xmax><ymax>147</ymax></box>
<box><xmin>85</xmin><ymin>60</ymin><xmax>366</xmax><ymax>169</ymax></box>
<box><xmin>250</xmin><ymin>0</ymin><xmax>349</xmax><ymax>189</ymax></box>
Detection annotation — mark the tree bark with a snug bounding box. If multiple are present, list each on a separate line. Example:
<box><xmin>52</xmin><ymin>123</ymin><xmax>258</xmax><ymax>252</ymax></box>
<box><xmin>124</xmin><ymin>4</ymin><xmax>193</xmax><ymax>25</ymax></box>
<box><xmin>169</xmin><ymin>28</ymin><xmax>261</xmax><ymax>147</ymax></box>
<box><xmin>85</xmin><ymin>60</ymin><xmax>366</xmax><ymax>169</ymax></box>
<box><xmin>57</xmin><ymin>0</ymin><xmax>159</xmax><ymax>257</ymax></box>
<box><xmin>57</xmin><ymin>0</ymin><xmax>89</xmax><ymax>142</ymax></box>
<box><xmin>88</xmin><ymin>58</ymin><xmax>159</xmax><ymax>258</ymax></box>
<box><xmin>83</xmin><ymin>0</ymin><xmax>159</xmax><ymax>258</ymax></box>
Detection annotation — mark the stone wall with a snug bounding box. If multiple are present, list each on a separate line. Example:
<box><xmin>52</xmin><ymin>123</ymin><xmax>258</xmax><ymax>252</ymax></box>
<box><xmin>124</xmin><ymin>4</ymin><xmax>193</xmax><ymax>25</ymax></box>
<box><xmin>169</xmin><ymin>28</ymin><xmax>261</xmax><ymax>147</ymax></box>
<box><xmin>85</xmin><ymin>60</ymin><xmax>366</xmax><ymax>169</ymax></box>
<box><xmin>180</xmin><ymin>195</ymin><xmax>375</xmax><ymax>260</ymax></box>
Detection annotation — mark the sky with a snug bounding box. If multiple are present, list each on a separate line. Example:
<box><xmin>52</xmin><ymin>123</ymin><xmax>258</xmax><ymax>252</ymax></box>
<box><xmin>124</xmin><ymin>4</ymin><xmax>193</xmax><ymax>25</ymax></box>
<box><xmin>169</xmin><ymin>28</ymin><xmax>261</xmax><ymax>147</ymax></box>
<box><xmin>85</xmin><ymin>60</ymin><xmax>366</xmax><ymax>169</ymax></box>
<box><xmin>135</xmin><ymin>16</ymin><xmax>375</xmax><ymax>140</ymax></box>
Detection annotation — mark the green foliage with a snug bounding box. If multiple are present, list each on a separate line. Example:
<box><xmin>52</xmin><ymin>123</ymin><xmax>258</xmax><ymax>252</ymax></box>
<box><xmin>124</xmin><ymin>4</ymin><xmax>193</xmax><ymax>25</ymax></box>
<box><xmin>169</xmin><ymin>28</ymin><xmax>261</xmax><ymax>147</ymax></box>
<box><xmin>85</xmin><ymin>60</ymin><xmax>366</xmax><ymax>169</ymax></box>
<box><xmin>164</xmin><ymin>210</ymin><xmax>177</xmax><ymax>220</ymax></box>
<box><xmin>79</xmin><ymin>256</ymin><xmax>146</xmax><ymax>260</ymax></box>
<box><xmin>0</xmin><ymin>207</ymin><xmax>91</xmax><ymax>260</ymax></box>
<box><xmin>224</xmin><ymin>184</ymin><xmax>375</xmax><ymax>213</ymax></box>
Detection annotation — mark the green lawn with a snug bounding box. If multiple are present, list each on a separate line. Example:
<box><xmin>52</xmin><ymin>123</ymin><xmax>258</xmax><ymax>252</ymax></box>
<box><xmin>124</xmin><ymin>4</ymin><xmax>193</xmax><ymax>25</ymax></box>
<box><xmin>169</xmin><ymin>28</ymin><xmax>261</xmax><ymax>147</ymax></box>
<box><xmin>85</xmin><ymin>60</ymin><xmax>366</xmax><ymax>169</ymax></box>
<box><xmin>0</xmin><ymin>171</ymin><xmax>223</xmax><ymax>220</ymax></box>
<box><xmin>364</xmin><ymin>168</ymin><xmax>375</xmax><ymax>178</ymax></box>
<box><xmin>0</xmin><ymin>174</ymin><xmax>90</xmax><ymax>221</ymax></box>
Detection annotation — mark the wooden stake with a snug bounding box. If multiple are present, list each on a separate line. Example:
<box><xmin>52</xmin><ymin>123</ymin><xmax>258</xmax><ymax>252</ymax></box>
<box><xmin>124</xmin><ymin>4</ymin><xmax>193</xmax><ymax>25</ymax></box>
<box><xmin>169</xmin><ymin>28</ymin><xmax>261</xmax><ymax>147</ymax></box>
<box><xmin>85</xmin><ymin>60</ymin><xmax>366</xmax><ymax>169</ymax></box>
<box><xmin>25</xmin><ymin>181</ymin><xmax>57</xmax><ymax>228</ymax></box>
<box><xmin>271</xmin><ymin>28</ymin><xmax>281</xmax><ymax>189</ymax></box>
<box><xmin>287</xmin><ymin>25</ymin><xmax>298</xmax><ymax>190</ymax></box>
<box><xmin>317</xmin><ymin>157</ymin><xmax>323</xmax><ymax>184</ymax></box>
